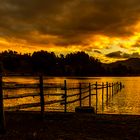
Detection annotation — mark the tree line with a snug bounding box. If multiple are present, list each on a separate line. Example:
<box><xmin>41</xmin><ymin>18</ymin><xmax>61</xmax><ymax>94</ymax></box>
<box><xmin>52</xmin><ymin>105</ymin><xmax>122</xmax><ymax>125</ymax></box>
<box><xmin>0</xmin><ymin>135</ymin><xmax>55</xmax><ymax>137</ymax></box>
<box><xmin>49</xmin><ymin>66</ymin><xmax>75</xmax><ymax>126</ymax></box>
<box><xmin>0</xmin><ymin>50</ymin><xmax>137</xmax><ymax>76</ymax></box>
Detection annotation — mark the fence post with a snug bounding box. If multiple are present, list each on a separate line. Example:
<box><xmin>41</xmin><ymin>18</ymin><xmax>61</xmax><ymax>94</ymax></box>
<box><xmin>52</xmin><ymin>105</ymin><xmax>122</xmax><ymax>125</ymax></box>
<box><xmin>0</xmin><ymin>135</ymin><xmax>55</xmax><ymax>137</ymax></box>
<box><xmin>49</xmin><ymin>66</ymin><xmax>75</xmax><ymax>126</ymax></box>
<box><xmin>64</xmin><ymin>80</ymin><xmax>67</xmax><ymax>113</ymax></box>
<box><xmin>102</xmin><ymin>82</ymin><xmax>104</xmax><ymax>112</ymax></box>
<box><xmin>112</xmin><ymin>83</ymin><xmax>114</xmax><ymax>96</ymax></box>
<box><xmin>120</xmin><ymin>82</ymin><xmax>122</xmax><ymax>91</ymax></box>
<box><xmin>0</xmin><ymin>74</ymin><xmax>5</xmax><ymax>133</ymax></box>
<box><xmin>117</xmin><ymin>82</ymin><xmax>119</xmax><ymax>93</ymax></box>
<box><xmin>79</xmin><ymin>83</ymin><xmax>82</xmax><ymax>107</ymax></box>
<box><xmin>109</xmin><ymin>83</ymin><xmax>112</xmax><ymax>96</ymax></box>
<box><xmin>89</xmin><ymin>83</ymin><xmax>91</xmax><ymax>107</ymax></box>
<box><xmin>114</xmin><ymin>82</ymin><xmax>116</xmax><ymax>94</ymax></box>
<box><xmin>106</xmin><ymin>82</ymin><xmax>109</xmax><ymax>101</ymax></box>
<box><xmin>95</xmin><ymin>82</ymin><xmax>98</xmax><ymax>114</ymax></box>
<box><xmin>39</xmin><ymin>75</ymin><xmax>45</xmax><ymax>117</ymax></box>
<box><xmin>108</xmin><ymin>83</ymin><xmax>110</xmax><ymax>97</ymax></box>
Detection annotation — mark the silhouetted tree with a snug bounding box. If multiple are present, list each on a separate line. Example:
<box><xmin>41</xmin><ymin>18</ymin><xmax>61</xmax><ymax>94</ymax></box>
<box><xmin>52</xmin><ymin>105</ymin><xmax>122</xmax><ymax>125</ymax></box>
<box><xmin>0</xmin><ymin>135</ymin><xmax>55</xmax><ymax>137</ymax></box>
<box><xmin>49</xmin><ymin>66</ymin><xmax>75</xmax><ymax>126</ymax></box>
<box><xmin>0</xmin><ymin>50</ymin><xmax>138</xmax><ymax>76</ymax></box>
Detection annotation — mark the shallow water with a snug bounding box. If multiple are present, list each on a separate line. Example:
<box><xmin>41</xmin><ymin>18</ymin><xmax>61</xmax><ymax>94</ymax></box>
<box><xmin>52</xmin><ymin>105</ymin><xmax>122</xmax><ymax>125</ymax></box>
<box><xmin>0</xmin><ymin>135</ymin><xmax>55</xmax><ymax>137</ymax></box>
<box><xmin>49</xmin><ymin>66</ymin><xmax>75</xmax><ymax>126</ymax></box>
<box><xmin>3</xmin><ymin>76</ymin><xmax>140</xmax><ymax>115</ymax></box>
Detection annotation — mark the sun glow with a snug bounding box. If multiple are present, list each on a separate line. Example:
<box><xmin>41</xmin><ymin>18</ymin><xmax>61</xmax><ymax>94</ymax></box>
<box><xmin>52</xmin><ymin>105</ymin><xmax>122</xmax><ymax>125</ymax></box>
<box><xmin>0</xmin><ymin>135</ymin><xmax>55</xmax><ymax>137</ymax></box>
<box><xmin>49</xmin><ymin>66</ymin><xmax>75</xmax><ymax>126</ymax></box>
<box><xmin>0</xmin><ymin>38</ymin><xmax>10</xmax><ymax>46</ymax></box>
<box><xmin>1</xmin><ymin>29</ymin><xmax>140</xmax><ymax>63</ymax></box>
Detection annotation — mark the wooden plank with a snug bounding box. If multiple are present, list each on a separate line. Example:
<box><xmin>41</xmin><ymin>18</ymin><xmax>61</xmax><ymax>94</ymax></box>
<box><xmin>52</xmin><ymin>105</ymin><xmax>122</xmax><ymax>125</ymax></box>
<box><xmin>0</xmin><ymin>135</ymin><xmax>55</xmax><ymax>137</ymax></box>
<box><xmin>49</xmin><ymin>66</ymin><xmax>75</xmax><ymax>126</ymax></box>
<box><xmin>81</xmin><ymin>89</ymin><xmax>89</xmax><ymax>94</ymax></box>
<box><xmin>95</xmin><ymin>82</ymin><xmax>98</xmax><ymax>114</ymax></box>
<box><xmin>89</xmin><ymin>83</ymin><xmax>91</xmax><ymax>107</ymax></box>
<box><xmin>79</xmin><ymin>83</ymin><xmax>82</xmax><ymax>107</ymax></box>
<box><xmin>3</xmin><ymin>93</ymin><xmax>40</xmax><ymax>99</ymax></box>
<box><xmin>66</xmin><ymin>93</ymin><xmax>79</xmax><ymax>97</ymax></box>
<box><xmin>39</xmin><ymin>75</ymin><xmax>45</xmax><ymax>116</ymax></box>
<box><xmin>64</xmin><ymin>80</ymin><xmax>67</xmax><ymax>113</ymax></box>
<box><xmin>4</xmin><ymin>92</ymin><xmax>64</xmax><ymax>100</ymax></box>
<box><xmin>5</xmin><ymin>99</ymin><xmax>64</xmax><ymax>110</ymax></box>
<box><xmin>0</xmin><ymin>75</ymin><xmax>5</xmax><ymax>133</ymax></box>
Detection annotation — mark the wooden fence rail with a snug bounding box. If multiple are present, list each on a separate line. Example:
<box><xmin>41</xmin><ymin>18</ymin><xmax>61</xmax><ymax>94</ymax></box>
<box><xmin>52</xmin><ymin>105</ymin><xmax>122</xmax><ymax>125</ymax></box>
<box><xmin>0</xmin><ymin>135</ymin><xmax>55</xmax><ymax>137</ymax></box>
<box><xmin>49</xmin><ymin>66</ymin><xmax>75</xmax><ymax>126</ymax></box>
<box><xmin>0</xmin><ymin>75</ymin><xmax>5</xmax><ymax>133</ymax></box>
<box><xmin>0</xmin><ymin>75</ymin><xmax>124</xmax><ymax>133</ymax></box>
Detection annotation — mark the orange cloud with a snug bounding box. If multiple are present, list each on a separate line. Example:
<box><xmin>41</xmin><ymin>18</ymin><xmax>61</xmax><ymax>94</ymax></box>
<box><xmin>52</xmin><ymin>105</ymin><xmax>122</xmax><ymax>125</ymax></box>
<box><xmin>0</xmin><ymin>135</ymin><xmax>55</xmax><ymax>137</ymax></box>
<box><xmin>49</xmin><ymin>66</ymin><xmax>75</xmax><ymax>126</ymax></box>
<box><xmin>1</xmin><ymin>0</ymin><xmax>140</xmax><ymax>63</ymax></box>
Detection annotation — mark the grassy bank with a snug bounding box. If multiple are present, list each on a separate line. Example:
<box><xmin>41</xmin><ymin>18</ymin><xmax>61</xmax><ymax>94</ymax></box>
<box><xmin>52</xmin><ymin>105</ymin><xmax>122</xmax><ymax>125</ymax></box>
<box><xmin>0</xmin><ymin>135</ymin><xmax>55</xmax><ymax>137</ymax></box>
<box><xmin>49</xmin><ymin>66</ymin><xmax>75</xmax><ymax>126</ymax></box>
<box><xmin>0</xmin><ymin>111</ymin><xmax>140</xmax><ymax>140</ymax></box>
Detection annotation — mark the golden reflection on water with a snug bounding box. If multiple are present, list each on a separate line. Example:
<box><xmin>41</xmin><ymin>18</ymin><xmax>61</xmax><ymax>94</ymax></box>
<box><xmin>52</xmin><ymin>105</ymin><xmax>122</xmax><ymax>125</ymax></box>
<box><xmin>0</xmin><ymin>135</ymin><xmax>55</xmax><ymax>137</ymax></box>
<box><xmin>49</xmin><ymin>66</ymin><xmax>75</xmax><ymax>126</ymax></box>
<box><xmin>3</xmin><ymin>76</ymin><xmax>140</xmax><ymax>114</ymax></box>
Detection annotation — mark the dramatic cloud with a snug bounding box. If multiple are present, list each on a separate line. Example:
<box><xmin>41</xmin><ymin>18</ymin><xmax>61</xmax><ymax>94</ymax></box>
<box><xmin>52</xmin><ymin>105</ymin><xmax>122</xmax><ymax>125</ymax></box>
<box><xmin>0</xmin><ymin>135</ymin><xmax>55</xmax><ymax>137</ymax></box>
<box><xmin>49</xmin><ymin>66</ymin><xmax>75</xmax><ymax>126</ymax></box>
<box><xmin>132</xmin><ymin>39</ymin><xmax>140</xmax><ymax>47</ymax></box>
<box><xmin>106</xmin><ymin>51</ymin><xmax>140</xmax><ymax>59</ymax></box>
<box><xmin>106</xmin><ymin>51</ymin><xmax>123</xmax><ymax>58</ymax></box>
<box><xmin>94</xmin><ymin>50</ymin><xmax>102</xmax><ymax>54</ymax></box>
<box><xmin>0</xmin><ymin>0</ymin><xmax>140</xmax><ymax>62</ymax></box>
<box><xmin>0</xmin><ymin>0</ymin><xmax>140</xmax><ymax>44</ymax></box>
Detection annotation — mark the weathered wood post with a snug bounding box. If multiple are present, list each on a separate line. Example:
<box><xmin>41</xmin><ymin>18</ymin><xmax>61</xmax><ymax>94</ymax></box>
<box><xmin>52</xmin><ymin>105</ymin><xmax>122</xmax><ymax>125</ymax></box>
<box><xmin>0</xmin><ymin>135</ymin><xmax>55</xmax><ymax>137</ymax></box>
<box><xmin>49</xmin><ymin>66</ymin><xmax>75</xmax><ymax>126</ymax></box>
<box><xmin>120</xmin><ymin>82</ymin><xmax>122</xmax><ymax>90</ymax></box>
<box><xmin>0</xmin><ymin>74</ymin><xmax>5</xmax><ymax>133</ymax></box>
<box><xmin>106</xmin><ymin>82</ymin><xmax>109</xmax><ymax>101</ymax></box>
<box><xmin>112</xmin><ymin>83</ymin><xmax>114</xmax><ymax>96</ymax></box>
<box><xmin>39</xmin><ymin>75</ymin><xmax>45</xmax><ymax>117</ymax></box>
<box><xmin>114</xmin><ymin>82</ymin><xmax>116</xmax><ymax>94</ymax></box>
<box><xmin>89</xmin><ymin>83</ymin><xmax>91</xmax><ymax>107</ymax></box>
<box><xmin>95</xmin><ymin>82</ymin><xmax>98</xmax><ymax>114</ymax></box>
<box><xmin>79</xmin><ymin>83</ymin><xmax>82</xmax><ymax>107</ymax></box>
<box><xmin>109</xmin><ymin>83</ymin><xmax>110</xmax><ymax>97</ymax></box>
<box><xmin>102</xmin><ymin>82</ymin><xmax>104</xmax><ymax>112</ymax></box>
<box><xmin>110</xmin><ymin>83</ymin><xmax>112</xmax><ymax>95</ymax></box>
<box><xmin>64</xmin><ymin>80</ymin><xmax>67</xmax><ymax>113</ymax></box>
<box><xmin>117</xmin><ymin>82</ymin><xmax>119</xmax><ymax>93</ymax></box>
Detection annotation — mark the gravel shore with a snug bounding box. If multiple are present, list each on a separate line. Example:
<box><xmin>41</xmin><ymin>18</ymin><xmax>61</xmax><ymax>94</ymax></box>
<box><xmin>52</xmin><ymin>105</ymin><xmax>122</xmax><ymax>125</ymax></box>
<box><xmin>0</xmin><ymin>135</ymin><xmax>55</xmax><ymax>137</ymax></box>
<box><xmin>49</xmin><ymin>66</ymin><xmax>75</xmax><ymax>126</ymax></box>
<box><xmin>0</xmin><ymin>111</ymin><xmax>140</xmax><ymax>140</ymax></box>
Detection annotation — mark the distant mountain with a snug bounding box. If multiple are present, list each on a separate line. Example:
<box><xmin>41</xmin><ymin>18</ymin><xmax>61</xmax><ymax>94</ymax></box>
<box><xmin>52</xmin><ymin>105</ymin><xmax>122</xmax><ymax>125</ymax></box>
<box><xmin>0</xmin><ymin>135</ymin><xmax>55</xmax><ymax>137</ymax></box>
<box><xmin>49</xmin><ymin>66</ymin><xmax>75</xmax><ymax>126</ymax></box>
<box><xmin>0</xmin><ymin>50</ymin><xmax>140</xmax><ymax>76</ymax></box>
<box><xmin>110</xmin><ymin>58</ymin><xmax>140</xmax><ymax>68</ymax></box>
<box><xmin>103</xmin><ymin>58</ymin><xmax>140</xmax><ymax>75</ymax></box>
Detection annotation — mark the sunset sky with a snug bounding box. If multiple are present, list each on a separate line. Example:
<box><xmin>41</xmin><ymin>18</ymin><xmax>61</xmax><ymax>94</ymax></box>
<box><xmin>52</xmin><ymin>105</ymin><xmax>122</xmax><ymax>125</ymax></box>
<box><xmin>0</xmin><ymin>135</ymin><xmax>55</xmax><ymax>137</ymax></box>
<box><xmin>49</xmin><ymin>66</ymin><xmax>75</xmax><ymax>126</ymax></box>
<box><xmin>1</xmin><ymin>0</ymin><xmax>140</xmax><ymax>62</ymax></box>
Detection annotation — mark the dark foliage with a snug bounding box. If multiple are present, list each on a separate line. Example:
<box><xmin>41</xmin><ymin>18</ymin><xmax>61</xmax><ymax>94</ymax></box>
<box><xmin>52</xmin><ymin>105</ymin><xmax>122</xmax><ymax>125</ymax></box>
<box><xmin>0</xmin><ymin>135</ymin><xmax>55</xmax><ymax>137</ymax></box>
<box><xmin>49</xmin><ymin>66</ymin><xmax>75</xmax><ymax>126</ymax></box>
<box><xmin>0</xmin><ymin>50</ymin><xmax>139</xmax><ymax>76</ymax></box>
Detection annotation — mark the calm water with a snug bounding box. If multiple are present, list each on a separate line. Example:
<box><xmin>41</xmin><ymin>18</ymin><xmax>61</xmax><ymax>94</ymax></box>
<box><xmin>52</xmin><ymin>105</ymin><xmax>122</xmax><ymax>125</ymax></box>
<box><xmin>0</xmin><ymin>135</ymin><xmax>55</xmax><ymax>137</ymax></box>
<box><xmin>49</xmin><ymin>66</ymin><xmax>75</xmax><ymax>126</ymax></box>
<box><xmin>3</xmin><ymin>76</ymin><xmax>140</xmax><ymax>115</ymax></box>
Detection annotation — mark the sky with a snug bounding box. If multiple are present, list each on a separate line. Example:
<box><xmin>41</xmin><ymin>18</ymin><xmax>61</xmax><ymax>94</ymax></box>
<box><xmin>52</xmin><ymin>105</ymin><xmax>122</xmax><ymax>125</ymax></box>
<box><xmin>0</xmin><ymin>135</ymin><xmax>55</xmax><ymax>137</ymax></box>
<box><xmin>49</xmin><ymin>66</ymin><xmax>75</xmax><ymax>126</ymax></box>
<box><xmin>1</xmin><ymin>0</ymin><xmax>140</xmax><ymax>63</ymax></box>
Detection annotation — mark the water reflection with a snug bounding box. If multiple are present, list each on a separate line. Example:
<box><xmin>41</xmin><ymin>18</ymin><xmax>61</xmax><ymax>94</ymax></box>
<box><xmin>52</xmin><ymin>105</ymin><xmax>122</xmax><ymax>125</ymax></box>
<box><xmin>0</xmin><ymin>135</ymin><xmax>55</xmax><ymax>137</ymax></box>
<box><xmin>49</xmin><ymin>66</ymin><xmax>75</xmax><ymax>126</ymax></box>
<box><xmin>3</xmin><ymin>76</ymin><xmax>140</xmax><ymax>115</ymax></box>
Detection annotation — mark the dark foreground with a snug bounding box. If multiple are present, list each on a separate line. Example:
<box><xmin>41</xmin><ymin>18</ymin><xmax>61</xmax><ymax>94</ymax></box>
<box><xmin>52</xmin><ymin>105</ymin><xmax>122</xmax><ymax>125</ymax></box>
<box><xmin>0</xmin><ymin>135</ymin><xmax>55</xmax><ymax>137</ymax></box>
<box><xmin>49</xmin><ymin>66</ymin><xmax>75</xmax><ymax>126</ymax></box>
<box><xmin>0</xmin><ymin>111</ymin><xmax>140</xmax><ymax>140</ymax></box>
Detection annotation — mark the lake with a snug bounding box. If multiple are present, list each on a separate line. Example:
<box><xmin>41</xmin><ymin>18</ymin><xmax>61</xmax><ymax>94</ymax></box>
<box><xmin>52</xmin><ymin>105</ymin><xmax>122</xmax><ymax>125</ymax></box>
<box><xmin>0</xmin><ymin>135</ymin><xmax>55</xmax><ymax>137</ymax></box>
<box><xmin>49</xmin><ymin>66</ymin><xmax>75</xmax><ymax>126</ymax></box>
<box><xmin>2</xmin><ymin>76</ymin><xmax>140</xmax><ymax>115</ymax></box>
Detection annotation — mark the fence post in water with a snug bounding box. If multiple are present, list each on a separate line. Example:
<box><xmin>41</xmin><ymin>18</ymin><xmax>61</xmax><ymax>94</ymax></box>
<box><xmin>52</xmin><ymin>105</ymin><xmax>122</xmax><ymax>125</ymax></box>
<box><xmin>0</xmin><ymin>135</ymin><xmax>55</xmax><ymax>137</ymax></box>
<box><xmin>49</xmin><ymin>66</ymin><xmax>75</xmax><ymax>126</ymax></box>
<box><xmin>102</xmin><ymin>82</ymin><xmax>104</xmax><ymax>112</ymax></box>
<box><xmin>120</xmin><ymin>82</ymin><xmax>122</xmax><ymax>91</ymax></box>
<box><xmin>112</xmin><ymin>83</ymin><xmax>114</xmax><ymax>96</ymax></box>
<box><xmin>114</xmin><ymin>82</ymin><xmax>116</xmax><ymax>94</ymax></box>
<box><xmin>95</xmin><ymin>82</ymin><xmax>98</xmax><ymax>113</ymax></box>
<box><xmin>79</xmin><ymin>83</ymin><xmax>82</xmax><ymax>107</ymax></box>
<box><xmin>109</xmin><ymin>83</ymin><xmax>112</xmax><ymax>96</ymax></box>
<box><xmin>117</xmin><ymin>82</ymin><xmax>119</xmax><ymax>93</ymax></box>
<box><xmin>64</xmin><ymin>80</ymin><xmax>67</xmax><ymax>113</ymax></box>
<box><xmin>0</xmin><ymin>75</ymin><xmax>5</xmax><ymax>133</ymax></box>
<box><xmin>39</xmin><ymin>75</ymin><xmax>45</xmax><ymax>117</ymax></box>
<box><xmin>106</xmin><ymin>82</ymin><xmax>109</xmax><ymax>101</ymax></box>
<box><xmin>89</xmin><ymin>83</ymin><xmax>91</xmax><ymax>107</ymax></box>
<box><xmin>108</xmin><ymin>83</ymin><xmax>110</xmax><ymax>96</ymax></box>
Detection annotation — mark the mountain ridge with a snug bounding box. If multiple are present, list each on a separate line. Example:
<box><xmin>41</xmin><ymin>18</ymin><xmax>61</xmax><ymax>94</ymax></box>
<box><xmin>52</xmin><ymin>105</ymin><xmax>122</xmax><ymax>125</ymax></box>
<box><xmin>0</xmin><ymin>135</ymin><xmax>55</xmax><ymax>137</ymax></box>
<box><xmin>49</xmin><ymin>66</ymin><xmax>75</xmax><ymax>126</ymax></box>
<box><xmin>103</xmin><ymin>57</ymin><xmax>140</xmax><ymax>75</ymax></box>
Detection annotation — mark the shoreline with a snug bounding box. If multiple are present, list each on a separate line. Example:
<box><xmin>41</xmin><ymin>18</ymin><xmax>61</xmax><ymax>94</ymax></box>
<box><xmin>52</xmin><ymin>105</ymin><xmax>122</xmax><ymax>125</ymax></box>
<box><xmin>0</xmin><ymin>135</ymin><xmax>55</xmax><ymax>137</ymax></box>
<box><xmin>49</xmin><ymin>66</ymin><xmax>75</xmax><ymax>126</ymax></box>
<box><xmin>0</xmin><ymin>111</ymin><xmax>140</xmax><ymax>140</ymax></box>
<box><xmin>2</xmin><ymin>74</ymin><xmax>140</xmax><ymax>77</ymax></box>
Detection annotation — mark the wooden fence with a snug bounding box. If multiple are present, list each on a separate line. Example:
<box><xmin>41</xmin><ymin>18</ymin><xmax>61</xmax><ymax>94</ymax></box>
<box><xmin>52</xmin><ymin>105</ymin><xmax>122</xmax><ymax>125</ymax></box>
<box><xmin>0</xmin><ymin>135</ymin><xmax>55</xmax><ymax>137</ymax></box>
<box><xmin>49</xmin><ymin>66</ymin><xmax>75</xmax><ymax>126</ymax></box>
<box><xmin>0</xmin><ymin>75</ymin><xmax>124</xmax><ymax>133</ymax></box>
